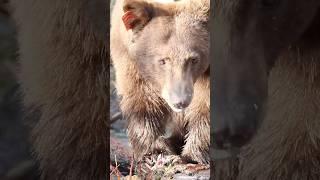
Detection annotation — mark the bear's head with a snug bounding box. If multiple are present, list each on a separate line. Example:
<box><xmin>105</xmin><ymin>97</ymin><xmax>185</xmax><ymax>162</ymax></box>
<box><xmin>212</xmin><ymin>0</ymin><xmax>320</xmax><ymax>151</ymax></box>
<box><xmin>122</xmin><ymin>0</ymin><xmax>209</xmax><ymax>112</ymax></box>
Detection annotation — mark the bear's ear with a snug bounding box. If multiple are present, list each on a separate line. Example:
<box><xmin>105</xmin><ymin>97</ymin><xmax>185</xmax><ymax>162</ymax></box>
<box><xmin>122</xmin><ymin>0</ymin><xmax>154</xmax><ymax>31</ymax></box>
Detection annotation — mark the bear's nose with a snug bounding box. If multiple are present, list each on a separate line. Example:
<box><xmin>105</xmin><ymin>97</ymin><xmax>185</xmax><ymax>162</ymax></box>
<box><xmin>173</xmin><ymin>101</ymin><xmax>189</xmax><ymax>109</ymax></box>
<box><xmin>213</xmin><ymin>125</ymin><xmax>255</xmax><ymax>149</ymax></box>
<box><xmin>212</xmin><ymin>96</ymin><xmax>262</xmax><ymax>149</ymax></box>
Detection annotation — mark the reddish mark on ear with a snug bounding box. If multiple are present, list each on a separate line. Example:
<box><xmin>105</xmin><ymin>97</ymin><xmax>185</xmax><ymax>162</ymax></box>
<box><xmin>122</xmin><ymin>11</ymin><xmax>138</xmax><ymax>30</ymax></box>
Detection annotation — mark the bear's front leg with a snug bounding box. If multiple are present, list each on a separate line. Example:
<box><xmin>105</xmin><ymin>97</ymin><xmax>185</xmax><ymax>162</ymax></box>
<box><xmin>181</xmin><ymin>78</ymin><xmax>210</xmax><ymax>164</ymax></box>
<box><xmin>126</xmin><ymin>113</ymin><xmax>169</xmax><ymax>159</ymax></box>
<box><xmin>182</xmin><ymin>110</ymin><xmax>210</xmax><ymax>164</ymax></box>
<box><xmin>119</xmin><ymin>88</ymin><xmax>174</xmax><ymax>160</ymax></box>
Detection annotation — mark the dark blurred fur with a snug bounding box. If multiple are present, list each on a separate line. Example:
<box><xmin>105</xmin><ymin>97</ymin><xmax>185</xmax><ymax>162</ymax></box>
<box><xmin>212</xmin><ymin>0</ymin><xmax>320</xmax><ymax>179</ymax></box>
<box><xmin>10</xmin><ymin>0</ymin><xmax>109</xmax><ymax>179</ymax></box>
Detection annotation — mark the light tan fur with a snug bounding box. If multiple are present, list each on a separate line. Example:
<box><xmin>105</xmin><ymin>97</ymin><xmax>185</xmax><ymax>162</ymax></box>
<box><xmin>110</xmin><ymin>0</ymin><xmax>210</xmax><ymax>163</ymax></box>
<box><xmin>10</xmin><ymin>0</ymin><xmax>108</xmax><ymax>179</ymax></box>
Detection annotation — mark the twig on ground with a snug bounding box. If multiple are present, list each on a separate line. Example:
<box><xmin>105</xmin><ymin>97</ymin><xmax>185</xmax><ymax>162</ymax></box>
<box><xmin>110</xmin><ymin>112</ymin><xmax>122</xmax><ymax>124</ymax></box>
<box><xmin>110</xmin><ymin>154</ymin><xmax>122</xmax><ymax>179</ymax></box>
<box><xmin>129</xmin><ymin>155</ymin><xmax>134</xmax><ymax>179</ymax></box>
<box><xmin>115</xmin><ymin>155</ymin><xmax>120</xmax><ymax>178</ymax></box>
<box><xmin>110</xmin><ymin>164</ymin><xmax>120</xmax><ymax>176</ymax></box>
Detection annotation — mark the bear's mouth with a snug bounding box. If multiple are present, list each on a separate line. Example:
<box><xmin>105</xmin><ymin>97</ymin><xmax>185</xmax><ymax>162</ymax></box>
<box><xmin>167</xmin><ymin>103</ymin><xmax>186</xmax><ymax>113</ymax></box>
<box><xmin>162</xmin><ymin>95</ymin><xmax>192</xmax><ymax>113</ymax></box>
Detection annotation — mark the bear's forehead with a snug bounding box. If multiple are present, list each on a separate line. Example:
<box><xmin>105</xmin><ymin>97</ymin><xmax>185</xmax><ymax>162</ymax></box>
<box><xmin>175</xmin><ymin>12</ymin><xmax>207</xmax><ymax>27</ymax></box>
<box><xmin>145</xmin><ymin>14</ymin><xmax>206</xmax><ymax>40</ymax></box>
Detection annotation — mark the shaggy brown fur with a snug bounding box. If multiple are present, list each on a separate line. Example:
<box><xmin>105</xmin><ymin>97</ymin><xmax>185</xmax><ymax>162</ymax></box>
<box><xmin>212</xmin><ymin>158</ymin><xmax>239</xmax><ymax>180</ymax></box>
<box><xmin>10</xmin><ymin>0</ymin><xmax>108</xmax><ymax>179</ymax></box>
<box><xmin>211</xmin><ymin>1</ymin><xmax>320</xmax><ymax>179</ymax></box>
<box><xmin>238</xmin><ymin>49</ymin><xmax>320</xmax><ymax>180</ymax></box>
<box><xmin>211</xmin><ymin>0</ymin><xmax>320</xmax><ymax>149</ymax></box>
<box><xmin>110</xmin><ymin>0</ymin><xmax>210</xmax><ymax>164</ymax></box>
<box><xmin>213</xmin><ymin>48</ymin><xmax>320</xmax><ymax>180</ymax></box>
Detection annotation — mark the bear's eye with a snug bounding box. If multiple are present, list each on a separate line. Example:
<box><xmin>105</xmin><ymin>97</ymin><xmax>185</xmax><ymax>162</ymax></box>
<box><xmin>189</xmin><ymin>57</ymin><xmax>199</xmax><ymax>64</ymax></box>
<box><xmin>159</xmin><ymin>58</ymin><xmax>170</xmax><ymax>65</ymax></box>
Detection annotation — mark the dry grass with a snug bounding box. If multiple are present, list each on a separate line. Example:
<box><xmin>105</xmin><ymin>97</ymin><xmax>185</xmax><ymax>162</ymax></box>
<box><xmin>110</xmin><ymin>146</ymin><xmax>210</xmax><ymax>179</ymax></box>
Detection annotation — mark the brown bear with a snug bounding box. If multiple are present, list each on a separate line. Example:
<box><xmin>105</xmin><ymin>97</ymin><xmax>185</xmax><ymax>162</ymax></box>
<box><xmin>10</xmin><ymin>0</ymin><xmax>108</xmax><ymax>179</ymax></box>
<box><xmin>110</xmin><ymin>0</ymin><xmax>210</xmax><ymax>164</ymax></box>
<box><xmin>211</xmin><ymin>1</ymin><xmax>320</xmax><ymax>179</ymax></box>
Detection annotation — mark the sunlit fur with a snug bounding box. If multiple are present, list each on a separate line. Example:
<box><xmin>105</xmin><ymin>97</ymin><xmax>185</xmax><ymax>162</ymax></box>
<box><xmin>111</xmin><ymin>0</ymin><xmax>210</xmax><ymax>163</ymax></box>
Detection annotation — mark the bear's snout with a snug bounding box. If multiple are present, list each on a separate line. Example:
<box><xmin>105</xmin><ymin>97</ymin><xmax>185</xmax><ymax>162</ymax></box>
<box><xmin>162</xmin><ymin>81</ymin><xmax>194</xmax><ymax>112</ymax></box>
<box><xmin>212</xmin><ymin>125</ymin><xmax>255</xmax><ymax>149</ymax></box>
<box><xmin>168</xmin><ymin>87</ymin><xmax>193</xmax><ymax>112</ymax></box>
<box><xmin>212</xmin><ymin>100</ymin><xmax>262</xmax><ymax>150</ymax></box>
<box><xmin>173</xmin><ymin>101</ymin><xmax>189</xmax><ymax>110</ymax></box>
